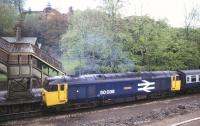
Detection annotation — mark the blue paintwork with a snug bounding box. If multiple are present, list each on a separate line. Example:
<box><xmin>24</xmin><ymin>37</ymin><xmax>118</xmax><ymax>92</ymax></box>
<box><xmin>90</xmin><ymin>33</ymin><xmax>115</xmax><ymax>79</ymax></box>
<box><xmin>45</xmin><ymin>69</ymin><xmax>200</xmax><ymax>104</ymax></box>
<box><xmin>179</xmin><ymin>70</ymin><xmax>200</xmax><ymax>90</ymax></box>
<box><xmin>67</xmin><ymin>77</ymin><xmax>171</xmax><ymax>103</ymax></box>
<box><xmin>184</xmin><ymin>82</ymin><xmax>200</xmax><ymax>88</ymax></box>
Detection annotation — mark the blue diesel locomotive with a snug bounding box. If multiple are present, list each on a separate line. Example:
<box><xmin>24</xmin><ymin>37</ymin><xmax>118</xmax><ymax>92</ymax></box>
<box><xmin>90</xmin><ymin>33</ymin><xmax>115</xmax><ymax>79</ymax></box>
<box><xmin>42</xmin><ymin>70</ymin><xmax>200</xmax><ymax>107</ymax></box>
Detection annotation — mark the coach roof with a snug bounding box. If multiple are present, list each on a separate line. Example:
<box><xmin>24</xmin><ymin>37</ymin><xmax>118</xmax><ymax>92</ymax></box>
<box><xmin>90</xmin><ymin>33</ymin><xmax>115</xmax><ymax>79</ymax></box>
<box><xmin>179</xmin><ymin>69</ymin><xmax>200</xmax><ymax>75</ymax></box>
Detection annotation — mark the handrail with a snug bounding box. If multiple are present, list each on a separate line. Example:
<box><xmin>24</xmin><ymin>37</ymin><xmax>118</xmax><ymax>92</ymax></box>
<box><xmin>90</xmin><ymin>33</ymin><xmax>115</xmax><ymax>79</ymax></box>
<box><xmin>0</xmin><ymin>38</ymin><xmax>63</xmax><ymax>72</ymax></box>
<box><xmin>0</xmin><ymin>38</ymin><xmax>13</xmax><ymax>52</ymax></box>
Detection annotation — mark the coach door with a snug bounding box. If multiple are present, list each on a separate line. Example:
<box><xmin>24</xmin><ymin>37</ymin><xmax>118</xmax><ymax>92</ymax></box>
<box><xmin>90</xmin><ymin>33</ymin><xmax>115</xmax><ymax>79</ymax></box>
<box><xmin>171</xmin><ymin>75</ymin><xmax>181</xmax><ymax>91</ymax></box>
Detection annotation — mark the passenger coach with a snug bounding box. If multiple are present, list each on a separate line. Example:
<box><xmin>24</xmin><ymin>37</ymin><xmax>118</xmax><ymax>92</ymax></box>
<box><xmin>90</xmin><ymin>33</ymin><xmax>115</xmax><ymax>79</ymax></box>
<box><xmin>179</xmin><ymin>70</ymin><xmax>200</xmax><ymax>89</ymax></box>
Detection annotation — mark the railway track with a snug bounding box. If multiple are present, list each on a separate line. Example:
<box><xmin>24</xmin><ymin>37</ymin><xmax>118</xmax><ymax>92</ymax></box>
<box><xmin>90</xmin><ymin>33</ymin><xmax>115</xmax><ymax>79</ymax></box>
<box><xmin>0</xmin><ymin>91</ymin><xmax>199</xmax><ymax>123</ymax></box>
<box><xmin>58</xmin><ymin>92</ymin><xmax>198</xmax><ymax>118</ymax></box>
<box><xmin>3</xmin><ymin>92</ymin><xmax>200</xmax><ymax>126</ymax></box>
<box><xmin>0</xmin><ymin>99</ymin><xmax>42</xmax><ymax>122</ymax></box>
<box><xmin>0</xmin><ymin>110</ymin><xmax>44</xmax><ymax>122</ymax></box>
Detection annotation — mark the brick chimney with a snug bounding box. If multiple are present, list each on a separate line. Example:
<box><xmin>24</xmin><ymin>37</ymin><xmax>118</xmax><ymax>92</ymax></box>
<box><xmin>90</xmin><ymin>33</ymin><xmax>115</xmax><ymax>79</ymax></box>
<box><xmin>16</xmin><ymin>26</ymin><xmax>21</xmax><ymax>42</ymax></box>
<box><xmin>15</xmin><ymin>20</ymin><xmax>23</xmax><ymax>42</ymax></box>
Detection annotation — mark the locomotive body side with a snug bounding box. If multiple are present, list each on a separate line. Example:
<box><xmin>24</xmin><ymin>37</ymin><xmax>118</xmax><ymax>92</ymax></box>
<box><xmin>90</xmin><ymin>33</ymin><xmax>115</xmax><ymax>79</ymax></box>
<box><xmin>42</xmin><ymin>71</ymin><xmax>184</xmax><ymax>107</ymax></box>
<box><xmin>67</xmin><ymin>71</ymin><xmax>176</xmax><ymax>104</ymax></box>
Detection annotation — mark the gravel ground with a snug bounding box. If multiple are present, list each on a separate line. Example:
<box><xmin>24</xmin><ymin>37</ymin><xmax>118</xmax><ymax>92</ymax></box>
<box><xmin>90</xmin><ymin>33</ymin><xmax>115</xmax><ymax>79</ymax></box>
<box><xmin>2</xmin><ymin>94</ymin><xmax>200</xmax><ymax>126</ymax></box>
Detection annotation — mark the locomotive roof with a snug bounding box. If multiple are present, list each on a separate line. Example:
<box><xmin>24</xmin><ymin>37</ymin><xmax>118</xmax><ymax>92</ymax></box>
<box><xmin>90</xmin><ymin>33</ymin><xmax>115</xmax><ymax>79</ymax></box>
<box><xmin>67</xmin><ymin>71</ymin><xmax>176</xmax><ymax>83</ymax></box>
<box><xmin>179</xmin><ymin>69</ymin><xmax>200</xmax><ymax>75</ymax></box>
<box><xmin>77</xmin><ymin>71</ymin><xmax>175</xmax><ymax>78</ymax></box>
<box><xmin>47</xmin><ymin>71</ymin><xmax>177</xmax><ymax>85</ymax></box>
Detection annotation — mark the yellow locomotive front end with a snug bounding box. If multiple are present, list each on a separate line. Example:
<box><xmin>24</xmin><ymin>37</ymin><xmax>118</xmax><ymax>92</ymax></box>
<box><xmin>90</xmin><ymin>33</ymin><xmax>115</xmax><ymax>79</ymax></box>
<box><xmin>42</xmin><ymin>76</ymin><xmax>69</xmax><ymax>107</ymax></box>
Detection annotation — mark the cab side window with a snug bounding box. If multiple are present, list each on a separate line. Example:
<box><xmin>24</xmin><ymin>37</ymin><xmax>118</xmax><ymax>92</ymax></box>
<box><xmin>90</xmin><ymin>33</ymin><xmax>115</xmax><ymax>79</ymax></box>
<box><xmin>176</xmin><ymin>76</ymin><xmax>180</xmax><ymax>80</ymax></box>
<box><xmin>50</xmin><ymin>85</ymin><xmax>58</xmax><ymax>91</ymax></box>
<box><xmin>61</xmin><ymin>85</ymin><xmax>64</xmax><ymax>91</ymax></box>
<box><xmin>173</xmin><ymin>76</ymin><xmax>176</xmax><ymax>81</ymax></box>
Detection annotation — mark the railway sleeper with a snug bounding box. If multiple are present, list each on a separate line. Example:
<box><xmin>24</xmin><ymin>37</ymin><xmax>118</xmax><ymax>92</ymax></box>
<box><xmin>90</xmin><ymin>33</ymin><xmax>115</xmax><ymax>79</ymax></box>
<box><xmin>0</xmin><ymin>101</ymin><xmax>41</xmax><ymax>116</ymax></box>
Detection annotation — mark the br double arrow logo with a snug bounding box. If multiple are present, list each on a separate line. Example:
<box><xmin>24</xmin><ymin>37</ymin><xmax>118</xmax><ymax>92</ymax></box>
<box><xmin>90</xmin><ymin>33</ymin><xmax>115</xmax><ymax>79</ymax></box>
<box><xmin>137</xmin><ymin>80</ymin><xmax>155</xmax><ymax>92</ymax></box>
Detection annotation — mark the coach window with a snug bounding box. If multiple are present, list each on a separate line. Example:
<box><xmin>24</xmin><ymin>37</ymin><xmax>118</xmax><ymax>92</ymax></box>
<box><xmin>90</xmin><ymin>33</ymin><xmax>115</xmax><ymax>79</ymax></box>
<box><xmin>186</xmin><ymin>76</ymin><xmax>190</xmax><ymax>83</ymax></box>
<box><xmin>191</xmin><ymin>75</ymin><xmax>196</xmax><ymax>83</ymax></box>
<box><xmin>199</xmin><ymin>75</ymin><xmax>200</xmax><ymax>82</ymax></box>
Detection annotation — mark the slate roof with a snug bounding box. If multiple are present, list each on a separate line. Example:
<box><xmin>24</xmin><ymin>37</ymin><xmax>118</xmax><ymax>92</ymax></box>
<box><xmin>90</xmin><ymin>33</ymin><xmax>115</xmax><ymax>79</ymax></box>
<box><xmin>2</xmin><ymin>37</ymin><xmax>37</xmax><ymax>45</ymax></box>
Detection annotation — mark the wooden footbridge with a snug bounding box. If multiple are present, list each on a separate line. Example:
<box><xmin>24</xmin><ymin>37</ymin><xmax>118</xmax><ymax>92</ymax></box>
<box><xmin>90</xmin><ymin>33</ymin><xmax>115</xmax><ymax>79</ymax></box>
<box><xmin>0</xmin><ymin>35</ymin><xmax>64</xmax><ymax>100</ymax></box>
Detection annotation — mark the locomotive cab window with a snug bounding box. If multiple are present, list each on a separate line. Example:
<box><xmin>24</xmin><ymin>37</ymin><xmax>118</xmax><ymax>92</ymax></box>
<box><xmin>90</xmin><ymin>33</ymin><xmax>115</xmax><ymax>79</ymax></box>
<box><xmin>172</xmin><ymin>75</ymin><xmax>180</xmax><ymax>81</ymax></box>
<box><xmin>44</xmin><ymin>84</ymin><xmax>58</xmax><ymax>92</ymax></box>
<box><xmin>176</xmin><ymin>76</ymin><xmax>180</xmax><ymax>80</ymax></box>
<box><xmin>50</xmin><ymin>85</ymin><xmax>58</xmax><ymax>91</ymax></box>
<box><xmin>173</xmin><ymin>76</ymin><xmax>175</xmax><ymax>81</ymax></box>
<box><xmin>61</xmin><ymin>85</ymin><xmax>64</xmax><ymax>90</ymax></box>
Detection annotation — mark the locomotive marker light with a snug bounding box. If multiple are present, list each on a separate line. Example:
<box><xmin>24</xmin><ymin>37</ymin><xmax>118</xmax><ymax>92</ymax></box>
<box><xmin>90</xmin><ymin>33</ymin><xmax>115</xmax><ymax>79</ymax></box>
<box><xmin>138</xmin><ymin>80</ymin><xmax>155</xmax><ymax>92</ymax></box>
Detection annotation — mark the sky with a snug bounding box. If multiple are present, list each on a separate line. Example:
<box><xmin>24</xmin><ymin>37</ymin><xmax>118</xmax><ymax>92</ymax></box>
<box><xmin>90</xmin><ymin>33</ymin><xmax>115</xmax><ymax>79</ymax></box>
<box><xmin>24</xmin><ymin>0</ymin><xmax>200</xmax><ymax>27</ymax></box>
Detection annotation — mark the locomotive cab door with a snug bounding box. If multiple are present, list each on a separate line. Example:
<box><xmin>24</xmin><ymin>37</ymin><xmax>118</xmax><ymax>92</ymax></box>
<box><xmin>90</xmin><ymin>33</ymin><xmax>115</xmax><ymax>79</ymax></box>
<box><xmin>171</xmin><ymin>75</ymin><xmax>181</xmax><ymax>91</ymax></box>
<box><xmin>58</xmin><ymin>85</ymin><xmax>67</xmax><ymax>102</ymax></box>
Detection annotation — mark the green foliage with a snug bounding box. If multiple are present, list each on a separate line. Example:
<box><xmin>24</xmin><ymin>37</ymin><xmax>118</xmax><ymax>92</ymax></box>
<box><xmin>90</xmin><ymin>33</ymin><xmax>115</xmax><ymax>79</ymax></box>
<box><xmin>0</xmin><ymin>72</ymin><xmax>7</xmax><ymax>81</ymax></box>
<box><xmin>61</xmin><ymin>9</ymin><xmax>134</xmax><ymax>74</ymax></box>
<box><xmin>23</xmin><ymin>9</ymin><xmax>68</xmax><ymax>55</ymax></box>
<box><xmin>0</xmin><ymin>0</ymin><xmax>199</xmax><ymax>75</ymax></box>
<box><xmin>122</xmin><ymin>16</ymin><xmax>200</xmax><ymax>71</ymax></box>
<box><xmin>61</xmin><ymin>59</ymin><xmax>82</xmax><ymax>74</ymax></box>
<box><xmin>0</xmin><ymin>3</ymin><xmax>18</xmax><ymax>35</ymax></box>
<box><xmin>61</xmin><ymin>8</ymin><xmax>200</xmax><ymax>74</ymax></box>
<box><xmin>0</xmin><ymin>0</ymin><xmax>25</xmax><ymax>35</ymax></box>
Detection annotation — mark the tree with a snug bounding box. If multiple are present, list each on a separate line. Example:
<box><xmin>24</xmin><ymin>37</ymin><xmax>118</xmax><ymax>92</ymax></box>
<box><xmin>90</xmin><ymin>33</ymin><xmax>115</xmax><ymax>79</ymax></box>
<box><xmin>100</xmin><ymin>0</ymin><xmax>126</xmax><ymax>41</ymax></box>
<box><xmin>61</xmin><ymin>9</ymin><xmax>134</xmax><ymax>74</ymax></box>
<box><xmin>183</xmin><ymin>6</ymin><xmax>200</xmax><ymax>65</ymax></box>
<box><xmin>0</xmin><ymin>0</ymin><xmax>24</xmax><ymax>17</ymax></box>
<box><xmin>0</xmin><ymin>3</ymin><xmax>18</xmax><ymax>35</ymax></box>
<box><xmin>14</xmin><ymin>0</ymin><xmax>24</xmax><ymax>18</ymax></box>
<box><xmin>184</xmin><ymin>6</ymin><xmax>200</xmax><ymax>40</ymax></box>
<box><xmin>23</xmin><ymin>9</ymin><xmax>69</xmax><ymax>57</ymax></box>
<box><xmin>61</xmin><ymin>2</ymin><xmax>200</xmax><ymax>74</ymax></box>
<box><xmin>122</xmin><ymin>15</ymin><xmax>200</xmax><ymax>71</ymax></box>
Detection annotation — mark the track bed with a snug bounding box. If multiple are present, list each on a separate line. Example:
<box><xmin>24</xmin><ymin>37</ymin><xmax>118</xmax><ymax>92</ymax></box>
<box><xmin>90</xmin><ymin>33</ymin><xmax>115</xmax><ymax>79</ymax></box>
<box><xmin>2</xmin><ymin>93</ymin><xmax>200</xmax><ymax>126</ymax></box>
